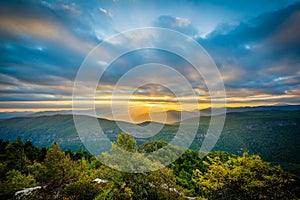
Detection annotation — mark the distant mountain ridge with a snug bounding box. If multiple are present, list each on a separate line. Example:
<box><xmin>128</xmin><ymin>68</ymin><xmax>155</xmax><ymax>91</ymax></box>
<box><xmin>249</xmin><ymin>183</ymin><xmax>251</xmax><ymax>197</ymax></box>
<box><xmin>1</xmin><ymin>105</ymin><xmax>300</xmax><ymax>124</ymax></box>
<box><xmin>200</xmin><ymin>105</ymin><xmax>300</xmax><ymax>115</ymax></box>
<box><xmin>0</xmin><ymin>112</ymin><xmax>34</xmax><ymax>119</ymax></box>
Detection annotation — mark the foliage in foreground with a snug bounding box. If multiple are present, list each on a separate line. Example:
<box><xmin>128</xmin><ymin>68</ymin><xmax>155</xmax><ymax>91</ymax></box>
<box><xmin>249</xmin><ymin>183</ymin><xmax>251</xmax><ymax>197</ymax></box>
<box><xmin>0</xmin><ymin>133</ymin><xmax>298</xmax><ymax>200</ymax></box>
<box><xmin>193</xmin><ymin>153</ymin><xmax>296</xmax><ymax>199</ymax></box>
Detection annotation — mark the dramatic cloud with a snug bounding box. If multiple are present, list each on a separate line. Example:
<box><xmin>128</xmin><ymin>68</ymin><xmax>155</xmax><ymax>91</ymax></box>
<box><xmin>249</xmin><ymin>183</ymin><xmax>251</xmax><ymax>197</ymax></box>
<box><xmin>0</xmin><ymin>0</ymin><xmax>299</xmax><ymax>112</ymax></box>
<box><xmin>198</xmin><ymin>2</ymin><xmax>300</xmax><ymax>99</ymax></box>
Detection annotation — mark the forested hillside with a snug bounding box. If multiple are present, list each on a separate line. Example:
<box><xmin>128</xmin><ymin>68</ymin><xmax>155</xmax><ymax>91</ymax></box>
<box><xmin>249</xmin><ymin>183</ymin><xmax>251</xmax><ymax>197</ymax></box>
<box><xmin>0</xmin><ymin>133</ymin><xmax>299</xmax><ymax>200</ymax></box>
<box><xmin>0</xmin><ymin>110</ymin><xmax>299</xmax><ymax>175</ymax></box>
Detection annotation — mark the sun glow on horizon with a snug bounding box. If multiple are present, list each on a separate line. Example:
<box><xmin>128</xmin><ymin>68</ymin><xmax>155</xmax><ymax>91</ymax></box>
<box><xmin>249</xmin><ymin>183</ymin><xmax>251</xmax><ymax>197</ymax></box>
<box><xmin>0</xmin><ymin>98</ymin><xmax>288</xmax><ymax>113</ymax></box>
<box><xmin>0</xmin><ymin>90</ymin><xmax>298</xmax><ymax>123</ymax></box>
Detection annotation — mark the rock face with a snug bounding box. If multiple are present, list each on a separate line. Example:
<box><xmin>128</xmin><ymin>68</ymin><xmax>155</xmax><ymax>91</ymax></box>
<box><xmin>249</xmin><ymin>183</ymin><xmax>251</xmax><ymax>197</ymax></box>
<box><xmin>15</xmin><ymin>186</ymin><xmax>41</xmax><ymax>199</ymax></box>
<box><xmin>93</xmin><ymin>178</ymin><xmax>109</xmax><ymax>184</ymax></box>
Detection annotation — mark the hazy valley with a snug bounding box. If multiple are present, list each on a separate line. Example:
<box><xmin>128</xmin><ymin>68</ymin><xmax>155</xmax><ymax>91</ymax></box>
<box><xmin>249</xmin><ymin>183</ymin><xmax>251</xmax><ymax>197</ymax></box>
<box><xmin>1</xmin><ymin>106</ymin><xmax>300</xmax><ymax>175</ymax></box>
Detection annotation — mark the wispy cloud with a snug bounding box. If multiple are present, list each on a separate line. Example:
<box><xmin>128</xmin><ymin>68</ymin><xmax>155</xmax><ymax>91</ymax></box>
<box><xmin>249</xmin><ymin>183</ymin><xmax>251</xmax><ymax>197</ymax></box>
<box><xmin>99</xmin><ymin>7</ymin><xmax>113</xmax><ymax>18</ymax></box>
<box><xmin>62</xmin><ymin>4</ymin><xmax>81</xmax><ymax>15</ymax></box>
<box><xmin>174</xmin><ymin>17</ymin><xmax>191</xmax><ymax>27</ymax></box>
<box><xmin>154</xmin><ymin>15</ymin><xmax>198</xmax><ymax>36</ymax></box>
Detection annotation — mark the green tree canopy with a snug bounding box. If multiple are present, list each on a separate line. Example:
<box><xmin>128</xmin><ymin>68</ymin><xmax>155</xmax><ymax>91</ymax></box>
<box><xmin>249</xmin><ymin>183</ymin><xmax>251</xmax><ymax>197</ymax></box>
<box><xmin>193</xmin><ymin>152</ymin><xmax>296</xmax><ymax>200</ymax></box>
<box><xmin>43</xmin><ymin>142</ymin><xmax>78</xmax><ymax>186</ymax></box>
<box><xmin>116</xmin><ymin>132</ymin><xmax>137</xmax><ymax>152</ymax></box>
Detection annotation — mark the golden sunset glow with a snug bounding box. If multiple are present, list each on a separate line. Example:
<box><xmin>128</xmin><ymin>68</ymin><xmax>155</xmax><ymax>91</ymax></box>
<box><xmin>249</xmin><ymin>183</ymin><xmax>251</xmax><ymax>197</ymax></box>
<box><xmin>1</xmin><ymin>91</ymin><xmax>297</xmax><ymax>123</ymax></box>
<box><xmin>0</xmin><ymin>0</ymin><xmax>299</xmax><ymax>123</ymax></box>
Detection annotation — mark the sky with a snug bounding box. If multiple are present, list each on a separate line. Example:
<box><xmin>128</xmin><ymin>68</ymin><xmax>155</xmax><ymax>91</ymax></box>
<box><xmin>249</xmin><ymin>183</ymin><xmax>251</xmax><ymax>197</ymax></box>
<box><xmin>0</xmin><ymin>0</ymin><xmax>300</xmax><ymax>118</ymax></box>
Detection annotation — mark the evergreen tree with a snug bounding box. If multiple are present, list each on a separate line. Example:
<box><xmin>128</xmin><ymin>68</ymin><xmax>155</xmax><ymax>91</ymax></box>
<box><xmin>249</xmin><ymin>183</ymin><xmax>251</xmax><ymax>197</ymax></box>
<box><xmin>44</xmin><ymin>142</ymin><xmax>78</xmax><ymax>186</ymax></box>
